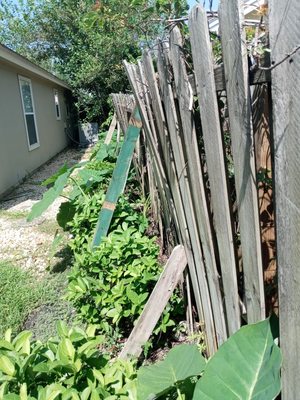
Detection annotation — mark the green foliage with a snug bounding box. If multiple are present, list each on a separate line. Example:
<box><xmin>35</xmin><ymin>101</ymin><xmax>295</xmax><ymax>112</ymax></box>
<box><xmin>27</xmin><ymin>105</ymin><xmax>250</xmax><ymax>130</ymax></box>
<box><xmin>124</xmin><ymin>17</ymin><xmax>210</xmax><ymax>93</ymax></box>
<box><xmin>67</xmin><ymin>226</ymin><xmax>161</xmax><ymax>332</ymax></box>
<box><xmin>137</xmin><ymin>318</ymin><xmax>282</xmax><ymax>400</ymax></box>
<box><xmin>193</xmin><ymin>318</ymin><xmax>282</xmax><ymax>400</ymax></box>
<box><xmin>0</xmin><ymin>323</ymin><xmax>137</xmax><ymax>399</ymax></box>
<box><xmin>0</xmin><ymin>319</ymin><xmax>281</xmax><ymax>400</ymax></box>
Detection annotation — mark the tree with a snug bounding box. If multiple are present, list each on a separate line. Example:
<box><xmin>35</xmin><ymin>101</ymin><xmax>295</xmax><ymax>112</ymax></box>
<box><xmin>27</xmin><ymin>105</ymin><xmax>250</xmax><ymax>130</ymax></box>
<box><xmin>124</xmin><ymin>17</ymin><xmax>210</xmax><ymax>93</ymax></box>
<box><xmin>0</xmin><ymin>0</ymin><xmax>188</xmax><ymax>122</ymax></box>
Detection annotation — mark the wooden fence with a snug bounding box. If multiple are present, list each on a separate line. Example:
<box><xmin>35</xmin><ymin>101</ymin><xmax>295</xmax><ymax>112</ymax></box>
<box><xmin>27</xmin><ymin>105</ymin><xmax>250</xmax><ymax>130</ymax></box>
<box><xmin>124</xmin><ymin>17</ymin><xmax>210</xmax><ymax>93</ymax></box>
<box><xmin>114</xmin><ymin>0</ymin><xmax>299</xmax><ymax>397</ymax></box>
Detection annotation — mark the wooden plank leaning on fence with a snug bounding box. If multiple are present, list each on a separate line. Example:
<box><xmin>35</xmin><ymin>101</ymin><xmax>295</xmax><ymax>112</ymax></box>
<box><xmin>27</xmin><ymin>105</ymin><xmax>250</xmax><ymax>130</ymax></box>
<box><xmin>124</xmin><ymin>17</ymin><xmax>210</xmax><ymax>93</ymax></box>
<box><xmin>270</xmin><ymin>0</ymin><xmax>300</xmax><ymax>397</ymax></box>
<box><xmin>219</xmin><ymin>0</ymin><xmax>265</xmax><ymax>323</ymax></box>
<box><xmin>119</xmin><ymin>245</ymin><xmax>187</xmax><ymax>359</ymax></box>
<box><xmin>189</xmin><ymin>5</ymin><xmax>240</xmax><ymax>335</ymax></box>
<box><xmin>91</xmin><ymin>106</ymin><xmax>142</xmax><ymax>248</ymax></box>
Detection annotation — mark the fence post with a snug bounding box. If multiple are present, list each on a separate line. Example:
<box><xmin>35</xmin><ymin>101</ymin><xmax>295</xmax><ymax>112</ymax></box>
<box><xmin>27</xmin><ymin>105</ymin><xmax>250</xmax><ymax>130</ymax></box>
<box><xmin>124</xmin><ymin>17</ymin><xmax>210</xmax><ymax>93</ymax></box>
<box><xmin>270</xmin><ymin>0</ymin><xmax>300</xmax><ymax>397</ymax></box>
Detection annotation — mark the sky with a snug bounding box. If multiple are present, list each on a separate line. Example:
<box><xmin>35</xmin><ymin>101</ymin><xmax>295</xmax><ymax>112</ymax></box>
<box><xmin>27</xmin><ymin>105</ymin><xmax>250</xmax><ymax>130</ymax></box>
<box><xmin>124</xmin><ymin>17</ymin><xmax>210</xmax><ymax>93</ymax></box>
<box><xmin>188</xmin><ymin>0</ymin><xmax>219</xmax><ymax>10</ymax></box>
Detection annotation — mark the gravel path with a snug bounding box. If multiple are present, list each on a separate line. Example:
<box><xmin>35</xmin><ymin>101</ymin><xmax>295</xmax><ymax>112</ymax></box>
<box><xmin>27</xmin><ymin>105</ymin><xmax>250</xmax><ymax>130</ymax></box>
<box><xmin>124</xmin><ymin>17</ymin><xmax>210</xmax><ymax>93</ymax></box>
<box><xmin>0</xmin><ymin>147</ymin><xmax>90</xmax><ymax>274</ymax></box>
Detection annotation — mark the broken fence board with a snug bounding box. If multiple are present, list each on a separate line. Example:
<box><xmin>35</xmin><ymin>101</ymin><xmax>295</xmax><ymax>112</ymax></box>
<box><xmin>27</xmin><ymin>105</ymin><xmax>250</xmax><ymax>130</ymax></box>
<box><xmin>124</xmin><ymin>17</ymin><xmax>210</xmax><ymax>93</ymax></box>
<box><xmin>119</xmin><ymin>245</ymin><xmax>187</xmax><ymax>359</ymax></box>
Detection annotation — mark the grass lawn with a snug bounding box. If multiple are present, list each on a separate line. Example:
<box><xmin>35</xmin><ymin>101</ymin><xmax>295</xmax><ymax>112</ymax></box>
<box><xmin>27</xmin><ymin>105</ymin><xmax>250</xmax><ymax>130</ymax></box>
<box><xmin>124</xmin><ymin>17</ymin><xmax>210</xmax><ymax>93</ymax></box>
<box><xmin>0</xmin><ymin>261</ymin><xmax>75</xmax><ymax>340</ymax></box>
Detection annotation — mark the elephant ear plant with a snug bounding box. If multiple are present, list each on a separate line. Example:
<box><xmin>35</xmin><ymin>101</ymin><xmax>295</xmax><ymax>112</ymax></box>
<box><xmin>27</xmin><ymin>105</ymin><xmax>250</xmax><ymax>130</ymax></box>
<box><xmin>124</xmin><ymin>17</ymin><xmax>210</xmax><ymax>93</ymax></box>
<box><xmin>137</xmin><ymin>318</ymin><xmax>282</xmax><ymax>400</ymax></box>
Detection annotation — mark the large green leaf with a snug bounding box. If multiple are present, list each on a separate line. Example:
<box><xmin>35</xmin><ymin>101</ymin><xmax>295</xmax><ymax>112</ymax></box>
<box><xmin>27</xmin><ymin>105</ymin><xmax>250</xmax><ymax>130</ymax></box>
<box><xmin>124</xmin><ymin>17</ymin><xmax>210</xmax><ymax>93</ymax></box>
<box><xmin>193</xmin><ymin>318</ymin><xmax>282</xmax><ymax>400</ymax></box>
<box><xmin>137</xmin><ymin>344</ymin><xmax>206</xmax><ymax>399</ymax></box>
<box><xmin>27</xmin><ymin>172</ymin><xmax>71</xmax><ymax>222</ymax></box>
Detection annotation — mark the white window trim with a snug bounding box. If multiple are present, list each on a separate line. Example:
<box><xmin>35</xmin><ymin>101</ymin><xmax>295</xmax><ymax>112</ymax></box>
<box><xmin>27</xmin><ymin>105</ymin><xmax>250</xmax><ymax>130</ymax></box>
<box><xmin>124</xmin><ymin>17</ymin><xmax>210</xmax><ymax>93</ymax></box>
<box><xmin>18</xmin><ymin>75</ymin><xmax>40</xmax><ymax>151</ymax></box>
<box><xmin>53</xmin><ymin>88</ymin><xmax>61</xmax><ymax>120</ymax></box>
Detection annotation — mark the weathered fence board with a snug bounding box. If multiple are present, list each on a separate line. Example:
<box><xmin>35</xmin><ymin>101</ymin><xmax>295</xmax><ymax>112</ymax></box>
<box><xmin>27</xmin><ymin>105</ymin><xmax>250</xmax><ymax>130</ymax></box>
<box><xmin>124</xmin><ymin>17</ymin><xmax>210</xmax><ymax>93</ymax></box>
<box><xmin>119</xmin><ymin>245</ymin><xmax>187</xmax><ymax>359</ymax></box>
<box><xmin>189</xmin><ymin>5</ymin><xmax>240</xmax><ymax>335</ymax></box>
<box><xmin>270</xmin><ymin>0</ymin><xmax>300</xmax><ymax>397</ymax></box>
<box><xmin>188</xmin><ymin>62</ymin><xmax>271</xmax><ymax>95</ymax></box>
<box><xmin>92</xmin><ymin>107</ymin><xmax>142</xmax><ymax>247</ymax></box>
<box><xmin>219</xmin><ymin>0</ymin><xmax>265</xmax><ymax>323</ymax></box>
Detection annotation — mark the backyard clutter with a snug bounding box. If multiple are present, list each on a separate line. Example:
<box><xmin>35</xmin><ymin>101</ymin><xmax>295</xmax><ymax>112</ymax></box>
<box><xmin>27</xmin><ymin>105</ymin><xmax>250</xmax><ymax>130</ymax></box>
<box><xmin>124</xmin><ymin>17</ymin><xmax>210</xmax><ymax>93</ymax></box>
<box><xmin>1</xmin><ymin>0</ymin><xmax>300</xmax><ymax>398</ymax></box>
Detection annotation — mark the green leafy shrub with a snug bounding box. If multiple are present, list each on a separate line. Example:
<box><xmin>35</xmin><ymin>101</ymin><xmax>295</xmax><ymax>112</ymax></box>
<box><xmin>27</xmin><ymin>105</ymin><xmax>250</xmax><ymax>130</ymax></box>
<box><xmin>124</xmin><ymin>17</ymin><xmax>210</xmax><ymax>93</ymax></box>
<box><xmin>0</xmin><ymin>323</ymin><xmax>137</xmax><ymax>399</ymax></box>
<box><xmin>67</xmin><ymin>226</ymin><xmax>166</xmax><ymax>334</ymax></box>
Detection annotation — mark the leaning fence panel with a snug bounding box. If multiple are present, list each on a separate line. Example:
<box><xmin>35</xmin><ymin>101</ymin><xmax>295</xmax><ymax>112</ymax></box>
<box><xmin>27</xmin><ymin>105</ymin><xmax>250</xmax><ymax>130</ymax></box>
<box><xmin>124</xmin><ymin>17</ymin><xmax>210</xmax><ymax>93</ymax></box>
<box><xmin>219</xmin><ymin>0</ymin><xmax>265</xmax><ymax>323</ymax></box>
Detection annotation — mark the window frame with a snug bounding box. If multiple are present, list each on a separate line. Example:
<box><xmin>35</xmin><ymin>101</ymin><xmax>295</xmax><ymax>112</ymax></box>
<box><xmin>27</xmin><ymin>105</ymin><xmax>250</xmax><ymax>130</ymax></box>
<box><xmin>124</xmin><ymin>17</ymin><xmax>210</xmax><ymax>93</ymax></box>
<box><xmin>53</xmin><ymin>88</ymin><xmax>61</xmax><ymax>120</ymax></box>
<box><xmin>18</xmin><ymin>75</ymin><xmax>40</xmax><ymax>151</ymax></box>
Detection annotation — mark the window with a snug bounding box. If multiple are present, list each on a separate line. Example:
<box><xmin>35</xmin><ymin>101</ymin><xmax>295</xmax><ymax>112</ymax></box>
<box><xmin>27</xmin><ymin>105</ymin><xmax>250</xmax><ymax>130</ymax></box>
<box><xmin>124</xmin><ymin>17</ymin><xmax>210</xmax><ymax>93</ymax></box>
<box><xmin>18</xmin><ymin>76</ymin><xmax>39</xmax><ymax>150</ymax></box>
<box><xmin>54</xmin><ymin>89</ymin><xmax>61</xmax><ymax>120</ymax></box>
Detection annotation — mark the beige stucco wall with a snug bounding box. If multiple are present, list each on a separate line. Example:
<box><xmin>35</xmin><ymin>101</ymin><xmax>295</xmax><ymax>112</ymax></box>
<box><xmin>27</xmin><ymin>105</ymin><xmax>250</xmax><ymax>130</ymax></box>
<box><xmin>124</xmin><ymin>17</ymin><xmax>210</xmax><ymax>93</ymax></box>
<box><xmin>0</xmin><ymin>60</ymin><xmax>69</xmax><ymax>195</ymax></box>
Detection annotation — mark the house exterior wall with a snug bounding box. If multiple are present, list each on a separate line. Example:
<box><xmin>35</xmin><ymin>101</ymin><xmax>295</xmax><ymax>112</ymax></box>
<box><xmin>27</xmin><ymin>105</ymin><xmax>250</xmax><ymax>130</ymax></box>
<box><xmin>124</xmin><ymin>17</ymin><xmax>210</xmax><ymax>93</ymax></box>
<box><xmin>0</xmin><ymin>60</ymin><xmax>69</xmax><ymax>196</ymax></box>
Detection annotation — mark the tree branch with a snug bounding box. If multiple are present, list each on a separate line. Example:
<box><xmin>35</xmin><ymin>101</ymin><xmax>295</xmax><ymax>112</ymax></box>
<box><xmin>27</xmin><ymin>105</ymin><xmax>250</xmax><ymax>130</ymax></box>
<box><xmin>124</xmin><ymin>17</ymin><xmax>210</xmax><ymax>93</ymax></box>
<box><xmin>259</xmin><ymin>44</ymin><xmax>300</xmax><ymax>71</ymax></box>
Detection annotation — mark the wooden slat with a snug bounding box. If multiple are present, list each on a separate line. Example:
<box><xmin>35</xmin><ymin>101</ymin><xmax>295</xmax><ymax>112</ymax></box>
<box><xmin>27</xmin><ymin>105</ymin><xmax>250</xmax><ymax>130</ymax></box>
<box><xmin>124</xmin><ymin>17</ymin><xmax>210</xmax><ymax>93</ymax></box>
<box><xmin>119</xmin><ymin>245</ymin><xmax>187</xmax><ymax>359</ymax></box>
<box><xmin>188</xmin><ymin>63</ymin><xmax>271</xmax><ymax>95</ymax></box>
<box><xmin>104</xmin><ymin>113</ymin><xmax>117</xmax><ymax>145</ymax></box>
<box><xmin>168</xmin><ymin>28</ymin><xmax>227</xmax><ymax>348</ymax></box>
<box><xmin>219</xmin><ymin>0</ymin><xmax>265</xmax><ymax>322</ymax></box>
<box><xmin>269</xmin><ymin>0</ymin><xmax>300</xmax><ymax>396</ymax></box>
<box><xmin>92</xmin><ymin>107</ymin><xmax>142</xmax><ymax>248</ymax></box>
<box><xmin>189</xmin><ymin>5</ymin><xmax>240</xmax><ymax>335</ymax></box>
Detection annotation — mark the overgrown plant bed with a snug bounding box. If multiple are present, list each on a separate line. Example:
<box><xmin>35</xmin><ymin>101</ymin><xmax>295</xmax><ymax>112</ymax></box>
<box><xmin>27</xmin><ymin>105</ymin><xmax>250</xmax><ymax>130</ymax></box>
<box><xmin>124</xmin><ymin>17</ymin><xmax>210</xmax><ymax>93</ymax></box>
<box><xmin>0</xmin><ymin>136</ymin><xmax>282</xmax><ymax>399</ymax></box>
<box><xmin>27</xmin><ymin>135</ymin><xmax>185</xmax><ymax>354</ymax></box>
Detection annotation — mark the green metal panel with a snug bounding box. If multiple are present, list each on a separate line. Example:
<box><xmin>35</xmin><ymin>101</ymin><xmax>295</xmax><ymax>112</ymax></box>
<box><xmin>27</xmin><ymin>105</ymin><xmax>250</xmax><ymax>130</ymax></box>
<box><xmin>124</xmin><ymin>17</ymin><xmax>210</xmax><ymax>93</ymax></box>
<box><xmin>92</xmin><ymin>106</ymin><xmax>142</xmax><ymax>248</ymax></box>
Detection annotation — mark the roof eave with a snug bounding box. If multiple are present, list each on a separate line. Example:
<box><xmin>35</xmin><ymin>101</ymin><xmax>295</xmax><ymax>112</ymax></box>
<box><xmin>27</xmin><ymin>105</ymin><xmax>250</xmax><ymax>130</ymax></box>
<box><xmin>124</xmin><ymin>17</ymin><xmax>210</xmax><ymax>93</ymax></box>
<box><xmin>0</xmin><ymin>44</ymin><xmax>71</xmax><ymax>90</ymax></box>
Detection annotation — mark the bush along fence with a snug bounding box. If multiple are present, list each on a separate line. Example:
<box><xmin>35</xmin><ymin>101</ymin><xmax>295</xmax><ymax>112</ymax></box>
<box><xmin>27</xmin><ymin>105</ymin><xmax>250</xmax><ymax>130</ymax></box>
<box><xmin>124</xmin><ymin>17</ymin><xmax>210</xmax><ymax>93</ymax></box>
<box><xmin>117</xmin><ymin>0</ymin><xmax>299</xmax><ymax>396</ymax></box>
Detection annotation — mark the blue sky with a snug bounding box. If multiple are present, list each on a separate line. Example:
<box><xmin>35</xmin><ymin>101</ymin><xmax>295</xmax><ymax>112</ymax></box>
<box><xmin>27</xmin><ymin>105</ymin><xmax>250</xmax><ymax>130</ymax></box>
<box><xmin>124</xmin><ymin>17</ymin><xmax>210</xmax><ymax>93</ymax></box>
<box><xmin>187</xmin><ymin>0</ymin><xmax>219</xmax><ymax>10</ymax></box>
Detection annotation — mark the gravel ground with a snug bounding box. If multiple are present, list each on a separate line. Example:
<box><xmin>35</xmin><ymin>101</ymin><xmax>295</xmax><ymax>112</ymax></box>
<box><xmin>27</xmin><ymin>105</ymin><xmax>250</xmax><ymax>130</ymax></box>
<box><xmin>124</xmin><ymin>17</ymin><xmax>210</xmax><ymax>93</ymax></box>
<box><xmin>0</xmin><ymin>146</ymin><xmax>91</xmax><ymax>274</ymax></box>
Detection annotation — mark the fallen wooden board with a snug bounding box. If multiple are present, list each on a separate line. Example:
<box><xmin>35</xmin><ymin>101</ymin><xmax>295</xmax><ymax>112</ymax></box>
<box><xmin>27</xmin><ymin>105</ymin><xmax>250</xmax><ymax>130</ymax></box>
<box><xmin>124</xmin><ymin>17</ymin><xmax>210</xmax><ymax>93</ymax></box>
<box><xmin>119</xmin><ymin>245</ymin><xmax>187</xmax><ymax>359</ymax></box>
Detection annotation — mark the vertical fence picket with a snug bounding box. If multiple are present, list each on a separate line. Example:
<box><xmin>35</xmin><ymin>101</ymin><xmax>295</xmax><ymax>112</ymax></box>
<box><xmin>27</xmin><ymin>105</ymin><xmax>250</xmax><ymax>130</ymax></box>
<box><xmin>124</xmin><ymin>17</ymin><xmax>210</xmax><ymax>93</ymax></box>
<box><xmin>270</xmin><ymin>0</ymin><xmax>300</xmax><ymax>396</ymax></box>
<box><xmin>189</xmin><ymin>5</ymin><xmax>240</xmax><ymax>335</ymax></box>
<box><xmin>219</xmin><ymin>0</ymin><xmax>265</xmax><ymax>323</ymax></box>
